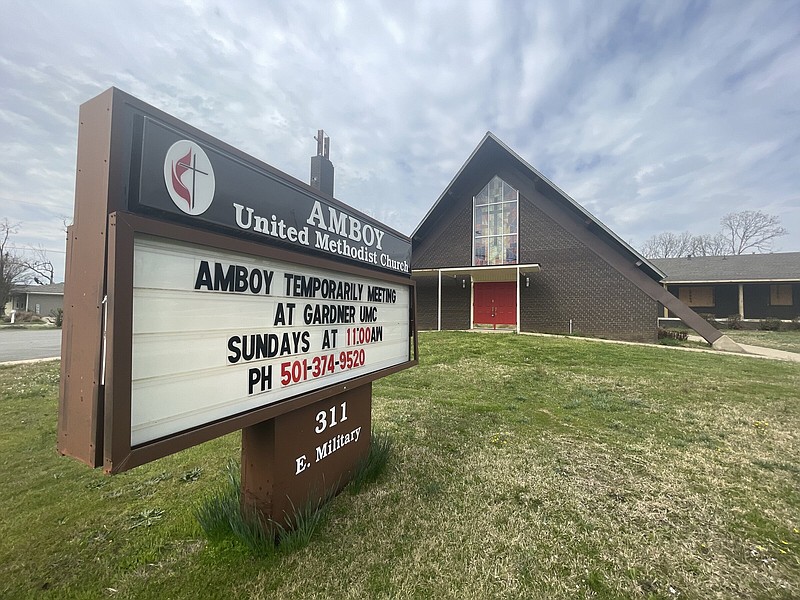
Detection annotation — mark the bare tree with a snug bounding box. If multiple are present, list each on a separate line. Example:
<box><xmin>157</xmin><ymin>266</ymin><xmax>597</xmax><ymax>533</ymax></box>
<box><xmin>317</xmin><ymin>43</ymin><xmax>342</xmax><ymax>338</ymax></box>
<box><xmin>641</xmin><ymin>231</ymin><xmax>695</xmax><ymax>258</ymax></box>
<box><xmin>642</xmin><ymin>211</ymin><xmax>788</xmax><ymax>259</ymax></box>
<box><xmin>0</xmin><ymin>219</ymin><xmax>31</xmax><ymax>316</ymax></box>
<box><xmin>720</xmin><ymin>210</ymin><xmax>788</xmax><ymax>254</ymax></box>
<box><xmin>20</xmin><ymin>245</ymin><xmax>55</xmax><ymax>284</ymax></box>
<box><xmin>690</xmin><ymin>233</ymin><xmax>729</xmax><ymax>256</ymax></box>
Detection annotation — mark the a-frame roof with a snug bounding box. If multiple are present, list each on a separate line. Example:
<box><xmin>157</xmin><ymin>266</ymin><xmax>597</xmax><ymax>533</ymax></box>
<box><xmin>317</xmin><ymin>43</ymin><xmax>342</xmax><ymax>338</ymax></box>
<box><xmin>412</xmin><ymin>132</ymin><xmax>664</xmax><ymax>281</ymax></box>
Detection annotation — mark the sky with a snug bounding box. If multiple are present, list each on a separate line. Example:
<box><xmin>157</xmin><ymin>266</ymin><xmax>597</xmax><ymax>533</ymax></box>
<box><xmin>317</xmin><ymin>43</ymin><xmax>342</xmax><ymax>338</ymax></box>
<box><xmin>2</xmin><ymin>0</ymin><xmax>799</xmax><ymax>283</ymax></box>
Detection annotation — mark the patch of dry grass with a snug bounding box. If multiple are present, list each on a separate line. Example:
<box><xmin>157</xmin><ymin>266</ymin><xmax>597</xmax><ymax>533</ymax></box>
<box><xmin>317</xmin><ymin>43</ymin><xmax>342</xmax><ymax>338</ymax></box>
<box><xmin>1</xmin><ymin>332</ymin><xmax>798</xmax><ymax>599</ymax></box>
<box><xmin>725</xmin><ymin>329</ymin><xmax>800</xmax><ymax>354</ymax></box>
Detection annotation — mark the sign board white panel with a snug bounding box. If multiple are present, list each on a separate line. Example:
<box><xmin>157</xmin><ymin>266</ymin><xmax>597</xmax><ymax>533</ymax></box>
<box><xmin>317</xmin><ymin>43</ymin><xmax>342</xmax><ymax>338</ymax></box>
<box><xmin>131</xmin><ymin>235</ymin><xmax>410</xmax><ymax>446</ymax></box>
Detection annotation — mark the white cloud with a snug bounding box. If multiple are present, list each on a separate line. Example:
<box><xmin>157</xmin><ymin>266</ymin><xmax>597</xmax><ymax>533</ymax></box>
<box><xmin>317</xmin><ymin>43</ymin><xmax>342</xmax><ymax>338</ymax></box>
<box><xmin>0</xmin><ymin>0</ymin><xmax>798</xmax><ymax>282</ymax></box>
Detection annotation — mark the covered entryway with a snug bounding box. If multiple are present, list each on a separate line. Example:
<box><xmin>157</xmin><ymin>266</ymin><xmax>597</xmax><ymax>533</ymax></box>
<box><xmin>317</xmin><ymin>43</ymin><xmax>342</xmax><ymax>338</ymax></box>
<box><xmin>411</xmin><ymin>264</ymin><xmax>540</xmax><ymax>333</ymax></box>
<box><xmin>473</xmin><ymin>282</ymin><xmax>516</xmax><ymax>328</ymax></box>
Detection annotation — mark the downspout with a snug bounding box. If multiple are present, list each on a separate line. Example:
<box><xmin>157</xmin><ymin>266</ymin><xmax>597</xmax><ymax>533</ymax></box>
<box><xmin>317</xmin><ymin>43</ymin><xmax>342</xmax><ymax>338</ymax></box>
<box><xmin>516</xmin><ymin>266</ymin><xmax>520</xmax><ymax>334</ymax></box>
<box><xmin>437</xmin><ymin>269</ymin><xmax>442</xmax><ymax>331</ymax></box>
<box><xmin>738</xmin><ymin>284</ymin><xmax>744</xmax><ymax>319</ymax></box>
<box><xmin>469</xmin><ymin>277</ymin><xmax>474</xmax><ymax>329</ymax></box>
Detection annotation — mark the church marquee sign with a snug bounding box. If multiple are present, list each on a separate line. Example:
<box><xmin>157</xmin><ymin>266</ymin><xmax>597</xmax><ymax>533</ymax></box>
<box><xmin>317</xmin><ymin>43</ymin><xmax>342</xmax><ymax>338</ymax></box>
<box><xmin>58</xmin><ymin>88</ymin><xmax>417</xmax><ymax>489</ymax></box>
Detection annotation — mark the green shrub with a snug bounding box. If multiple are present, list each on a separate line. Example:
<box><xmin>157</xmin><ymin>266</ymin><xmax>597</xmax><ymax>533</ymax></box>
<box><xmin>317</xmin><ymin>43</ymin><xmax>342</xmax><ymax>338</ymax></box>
<box><xmin>7</xmin><ymin>310</ymin><xmax>42</xmax><ymax>323</ymax></box>
<box><xmin>196</xmin><ymin>432</ymin><xmax>393</xmax><ymax>556</ymax></box>
<box><xmin>194</xmin><ymin>460</ymin><xmax>277</xmax><ymax>554</ymax></box>
<box><xmin>726</xmin><ymin>314</ymin><xmax>742</xmax><ymax>330</ymax></box>
<box><xmin>50</xmin><ymin>308</ymin><xmax>63</xmax><ymax>328</ymax></box>
<box><xmin>348</xmin><ymin>429</ymin><xmax>392</xmax><ymax>494</ymax></box>
<box><xmin>759</xmin><ymin>317</ymin><xmax>782</xmax><ymax>331</ymax></box>
<box><xmin>658</xmin><ymin>327</ymin><xmax>688</xmax><ymax>341</ymax></box>
<box><xmin>698</xmin><ymin>313</ymin><xmax>719</xmax><ymax>329</ymax></box>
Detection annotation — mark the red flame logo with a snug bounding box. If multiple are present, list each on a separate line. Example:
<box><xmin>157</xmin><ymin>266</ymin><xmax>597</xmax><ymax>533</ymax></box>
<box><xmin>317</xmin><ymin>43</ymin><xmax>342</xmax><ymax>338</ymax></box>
<box><xmin>164</xmin><ymin>140</ymin><xmax>215</xmax><ymax>215</ymax></box>
<box><xmin>171</xmin><ymin>148</ymin><xmax>193</xmax><ymax>209</ymax></box>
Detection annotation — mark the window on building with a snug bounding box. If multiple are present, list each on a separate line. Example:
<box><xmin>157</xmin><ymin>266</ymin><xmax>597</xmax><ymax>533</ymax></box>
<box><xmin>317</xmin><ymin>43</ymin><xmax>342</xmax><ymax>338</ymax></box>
<box><xmin>473</xmin><ymin>176</ymin><xmax>518</xmax><ymax>266</ymax></box>
<box><xmin>678</xmin><ymin>286</ymin><xmax>714</xmax><ymax>307</ymax></box>
<box><xmin>770</xmin><ymin>284</ymin><xmax>793</xmax><ymax>306</ymax></box>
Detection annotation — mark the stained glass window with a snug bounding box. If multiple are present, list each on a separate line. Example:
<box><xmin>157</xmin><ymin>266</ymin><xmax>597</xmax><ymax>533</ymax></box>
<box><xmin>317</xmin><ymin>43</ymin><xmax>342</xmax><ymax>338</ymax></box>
<box><xmin>473</xmin><ymin>176</ymin><xmax>518</xmax><ymax>265</ymax></box>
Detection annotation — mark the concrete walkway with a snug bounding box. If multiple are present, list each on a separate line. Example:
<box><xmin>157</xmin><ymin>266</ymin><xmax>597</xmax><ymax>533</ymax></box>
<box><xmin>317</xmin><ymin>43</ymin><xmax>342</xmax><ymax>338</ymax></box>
<box><xmin>513</xmin><ymin>330</ymin><xmax>800</xmax><ymax>363</ymax></box>
<box><xmin>687</xmin><ymin>335</ymin><xmax>800</xmax><ymax>363</ymax></box>
<box><xmin>738</xmin><ymin>343</ymin><xmax>800</xmax><ymax>362</ymax></box>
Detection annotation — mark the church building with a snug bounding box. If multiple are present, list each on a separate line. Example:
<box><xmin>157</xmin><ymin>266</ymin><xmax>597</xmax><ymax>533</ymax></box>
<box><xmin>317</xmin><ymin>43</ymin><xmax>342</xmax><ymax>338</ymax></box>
<box><xmin>411</xmin><ymin>133</ymin><xmax>667</xmax><ymax>343</ymax></box>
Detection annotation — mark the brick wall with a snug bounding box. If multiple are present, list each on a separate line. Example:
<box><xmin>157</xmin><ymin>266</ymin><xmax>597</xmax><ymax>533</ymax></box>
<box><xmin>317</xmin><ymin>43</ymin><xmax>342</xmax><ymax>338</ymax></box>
<box><xmin>518</xmin><ymin>199</ymin><xmax>657</xmax><ymax>343</ymax></box>
<box><xmin>411</xmin><ymin>177</ymin><xmax>660</xmax><ymax>343</ymax></box>
<box><xmin>412</xmin><ymin>203</ymin><xmax>472</xmax><ymax>269</ymax></box>
<box><xmin>414</xmin><ymin>274</ymin><xmax>471</xmax><ymax>330</ymax></box>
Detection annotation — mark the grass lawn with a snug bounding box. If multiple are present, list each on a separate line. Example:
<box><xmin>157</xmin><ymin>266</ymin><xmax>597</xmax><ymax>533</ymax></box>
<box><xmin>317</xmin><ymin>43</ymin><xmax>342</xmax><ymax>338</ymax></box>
<box><xmin>724</xmin><ymin>329</ymin><xmax>800</xmax><ymax>354</ymax></box>
<box><xmin>1</xmin><ymin>332</ymin><xmax>799</xmax><ymax>599</ymax></box>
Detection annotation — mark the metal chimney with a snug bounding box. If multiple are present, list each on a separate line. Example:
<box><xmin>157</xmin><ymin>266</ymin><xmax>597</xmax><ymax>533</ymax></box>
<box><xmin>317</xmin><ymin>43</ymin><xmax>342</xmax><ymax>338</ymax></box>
<box><xmin>310</xmin><ymin>129</ymin><xmax>334</xmax><ymax>196</ymax></box>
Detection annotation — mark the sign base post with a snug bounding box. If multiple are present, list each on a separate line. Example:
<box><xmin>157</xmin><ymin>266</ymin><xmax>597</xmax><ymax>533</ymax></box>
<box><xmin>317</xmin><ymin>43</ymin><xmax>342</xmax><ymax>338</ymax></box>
<box><xmin>240</xmin><ymin>383</ymin><xmax>373</xmax><ymax>530</ymax></box>
<box><xmin>241</xmin><ymin>418</ymin><xmax>276</xmax><ymax>523</ymax></box>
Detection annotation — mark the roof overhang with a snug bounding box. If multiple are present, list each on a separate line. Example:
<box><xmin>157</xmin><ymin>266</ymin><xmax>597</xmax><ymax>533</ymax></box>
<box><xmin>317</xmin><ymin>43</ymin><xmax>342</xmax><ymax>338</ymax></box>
<box><xmin>664</xmin><ymin>278</ymin><xmax>800</xmax><ymax>284</ymax></box>
<box><xmin>23</xmin><ymin>291</ymin><xmax>64</xmax><ymax>296</ymax></box>
<box><xmin>413</xmin><ymin>263</ymin><xmax>541</xmax><ymax>283</ymax></box>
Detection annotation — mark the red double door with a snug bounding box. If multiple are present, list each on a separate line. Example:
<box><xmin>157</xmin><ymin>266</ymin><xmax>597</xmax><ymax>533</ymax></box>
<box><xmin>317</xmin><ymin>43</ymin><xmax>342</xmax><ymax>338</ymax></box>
<box><xmin>473</xmin><ymin>282</ymin><xmax>517</xmax><ymax>327</ymax></box>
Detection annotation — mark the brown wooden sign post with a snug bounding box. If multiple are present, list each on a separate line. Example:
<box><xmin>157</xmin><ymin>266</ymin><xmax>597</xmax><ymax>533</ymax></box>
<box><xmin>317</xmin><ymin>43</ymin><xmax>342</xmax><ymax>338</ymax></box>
<box><xmin>59</xmin><ymin>88</ymin><xmax>417</xmax><ymax>529</ymax></box>
<box><xmin>241</xmin><ymin>385</ymin><xmax>372</xmax><ymax>525</ymax></box>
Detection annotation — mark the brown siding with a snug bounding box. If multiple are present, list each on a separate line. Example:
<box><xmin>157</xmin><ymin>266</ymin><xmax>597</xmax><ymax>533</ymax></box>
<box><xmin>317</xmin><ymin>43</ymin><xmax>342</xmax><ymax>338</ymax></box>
<box><xmin>26</xmin><ymin>294</ymin><xmax>63</xmax><ymax>316</ymax></box>
<box><xmin>664</xmin><ymin>283</ymin><xmax>800</xmax><ymax>320</ymax></box>
<box><xmin>744</xmin><ymin>283</ymin><xmax>800</xmax><ymax>320</ymax></box>
<box><xmin>665</xmin><ymin>284</ymin><xmax>738</xmax><ymax>319</ymax></box>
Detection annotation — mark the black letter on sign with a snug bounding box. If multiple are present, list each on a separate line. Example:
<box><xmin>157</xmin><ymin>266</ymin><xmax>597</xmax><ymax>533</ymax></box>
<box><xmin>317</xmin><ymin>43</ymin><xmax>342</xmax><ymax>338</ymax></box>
<box><xmin>195</xmin><ymin>260</ymin><xmax>213</xmax><ymax>290</ymax></box>
<box><xmin>235</xmin><ymin>265</ymin><xmax>248</xmax><ymax>292</ymax></box>
<box><xmin>227</xmin><ymin>335</ymin><xmax>241</xmax><ymax>364</ymax></box>
<box><xmin>248</xmin><ymin>365</ymin><xmax>272</xmax><ymax>395</ymax></box>
<box><xmin>321</xmin><ymin>328</ymin><xmax>338</xmax><ymax>350</ymax></box>
<box><xmin>273</xmin><ymin>302</ymin><xmax>296</xmax><ymax>326</ymax></box>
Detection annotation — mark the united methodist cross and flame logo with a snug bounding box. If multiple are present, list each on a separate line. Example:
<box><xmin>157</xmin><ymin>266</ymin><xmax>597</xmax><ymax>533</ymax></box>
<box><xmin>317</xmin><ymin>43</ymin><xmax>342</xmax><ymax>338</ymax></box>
<box><xmin>163</xmin><ymin>140</ymin><xmax>215</xmax><ymax>215</ymax></box>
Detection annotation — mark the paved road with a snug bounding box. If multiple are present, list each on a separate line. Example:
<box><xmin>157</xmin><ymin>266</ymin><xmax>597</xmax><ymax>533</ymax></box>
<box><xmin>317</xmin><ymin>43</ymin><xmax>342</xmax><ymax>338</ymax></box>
<box><xmin>0</xmin><ymin>328</ymin><xmax>62</xmax><ymax>362</ymax></box>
